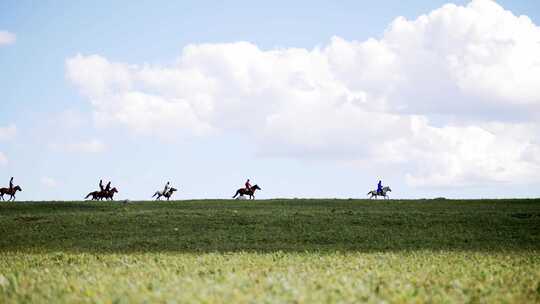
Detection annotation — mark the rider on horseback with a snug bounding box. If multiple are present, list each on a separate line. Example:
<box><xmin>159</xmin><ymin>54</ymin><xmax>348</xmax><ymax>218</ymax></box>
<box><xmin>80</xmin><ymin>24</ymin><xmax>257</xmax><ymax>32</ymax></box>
<box><xmin>245</xmin><ymin>179</ymin><xmax>252</xmax><ymax>192</ymax></box>
<box><xmin>105</xmin><ymin>181</ymin><xmax>111</xmax><ymax>192</ymax></box>
<box><xmin>99</xmin><ymin>179</ymin><xmax>104</xmax><ymax>191</ymax></box>
<box><xmin>377</xmin><ymin>180</ymin><xmax>383</xmax><ymax>196</ymax></box>
<box><xmin>9</xmin><ymin>177</ymin><xmax>14</xmax><ymax>192</ymax></box>
<box><xmin>163</xmin><ymin>181</ymin><xmax>170</xmax><ymax>194</ymax></box>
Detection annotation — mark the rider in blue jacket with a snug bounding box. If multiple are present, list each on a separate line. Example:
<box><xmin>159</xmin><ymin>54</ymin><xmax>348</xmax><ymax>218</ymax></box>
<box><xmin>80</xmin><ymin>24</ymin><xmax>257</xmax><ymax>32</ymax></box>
<box><xmin>377</xmin><ymin>180</ymin><xmax>383</xmax><ymax>195</ymax></box>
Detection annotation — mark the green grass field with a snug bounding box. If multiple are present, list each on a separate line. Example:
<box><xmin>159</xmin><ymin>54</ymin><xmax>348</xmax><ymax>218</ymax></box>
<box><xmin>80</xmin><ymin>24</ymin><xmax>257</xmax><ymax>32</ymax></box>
<box><xmin>1</xmin><ymin>199</ymin><xmax>539</xmax><ymax>303</ymax></box>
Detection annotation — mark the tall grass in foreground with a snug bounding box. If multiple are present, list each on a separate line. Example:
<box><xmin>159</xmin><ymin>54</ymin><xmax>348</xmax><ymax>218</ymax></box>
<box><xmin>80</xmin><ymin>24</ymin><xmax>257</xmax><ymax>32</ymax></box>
<box><xmin>1</xmin><ymin>199</ymin><xmax>539</xmax><ymax>303</ymax></box>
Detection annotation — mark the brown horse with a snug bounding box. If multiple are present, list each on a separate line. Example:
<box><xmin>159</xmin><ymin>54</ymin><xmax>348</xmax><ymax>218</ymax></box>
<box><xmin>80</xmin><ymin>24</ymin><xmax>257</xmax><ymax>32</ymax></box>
<box><xmin>85</xmin><ymin>191</ymin><xmax>101</xmax><ymax>200</ymax></box>
<box><xmin>232</xmin><ymin>184</ymin><xmax>261</xmax><ymax>200</ymax></box>
<box><xmin>0</xmin><ymin>185</ymin><xmax>23</xmax><ymax>201</ymax></box>
<box><xmin>101</xmin><ymin>187</ymin><xmax>118</xmax><ymax>200</ymax></box>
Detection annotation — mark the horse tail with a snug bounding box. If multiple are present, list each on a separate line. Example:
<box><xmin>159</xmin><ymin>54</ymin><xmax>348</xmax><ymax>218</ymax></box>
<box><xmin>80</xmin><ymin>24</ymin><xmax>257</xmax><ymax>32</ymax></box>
<box><xmin>232</xmin><ymin>190</ymin><xmax>239</xmax><ymax>198</ymax></box>
<box><xmin>152</xmin><ymin>192</ymin><xmax>158</xmax><ymax>198</ymax></box>
<box><xmin>85</xmin><ymin>192</ymin><xmax>92</xmax><ymax>199</ymax></box>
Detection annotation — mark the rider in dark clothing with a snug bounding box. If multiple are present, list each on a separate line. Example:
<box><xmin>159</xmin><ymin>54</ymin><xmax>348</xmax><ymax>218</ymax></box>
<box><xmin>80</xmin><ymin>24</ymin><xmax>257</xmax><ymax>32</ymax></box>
<box><xmin>9</xmin><ymin>177</ymin><xmax>14</xmax><ymax>191</ymax></box>
<box><xmin>99</xmin><ymin>180</ymin><xmax>104</xmax><ymax>191</ymax></box>
<box><xmin>105</xmin><ymin>181</ymin><xmax>111</xmax><ymax>192</ymax></box>
<box><xmin>245</xmin><ymin>179</ymin><xmax>252</xmax><ymax>192</ymax></box>
<box><xmin>377</xmin><ymin>180</ymin><xmax>383</xmax><ymax>195</ymax></box>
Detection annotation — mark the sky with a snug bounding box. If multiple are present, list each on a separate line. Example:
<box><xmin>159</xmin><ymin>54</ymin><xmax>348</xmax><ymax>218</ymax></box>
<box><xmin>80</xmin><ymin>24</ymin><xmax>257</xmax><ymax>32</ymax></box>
<box><xmin>1</xmin><ymin>0</ymin><xmax>540</xmax><ymax>201</ymax></box>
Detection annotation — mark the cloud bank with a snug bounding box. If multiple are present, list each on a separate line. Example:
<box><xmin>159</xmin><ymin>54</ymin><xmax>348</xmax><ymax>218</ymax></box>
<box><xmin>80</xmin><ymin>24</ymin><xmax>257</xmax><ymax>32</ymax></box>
<box><xmin>66</xmin><ymin>0</ymin><xmax>540</xmax><ymax>187</ymax></box>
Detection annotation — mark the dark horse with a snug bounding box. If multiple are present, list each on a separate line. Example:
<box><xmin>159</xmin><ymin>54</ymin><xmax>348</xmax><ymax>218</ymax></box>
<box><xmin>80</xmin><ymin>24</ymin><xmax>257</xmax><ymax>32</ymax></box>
<box><xmin>232</xmin><ymin>184</ymin><xmax>261</xmax><ymax>200</ymax></box>
<box><xmin>0</xmin><ymin>185</ymin><xmax>22</xmax><ymax>201</ymax></box>
<box><xmin>85</xmin><ymin>187</ymin><xmax>119</xmax><ymax>201</ymax></box>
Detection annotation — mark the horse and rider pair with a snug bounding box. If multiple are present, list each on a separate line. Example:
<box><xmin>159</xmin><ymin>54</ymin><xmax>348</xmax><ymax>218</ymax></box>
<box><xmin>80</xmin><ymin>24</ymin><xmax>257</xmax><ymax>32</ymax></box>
<box><xmin>367</xmin><ymin>180</ymin><xmax>392</xmax><ymax>199</ymax></box>
<box><xmin>0</xmin><ymin>177</ymin><xmax>22</xmax><ymax>201</ymax></box>
<box><xmin>152</xmin><ymin>181</ymin><xmax>178</xmax><ymax>201</ymax></box>
<box><xmin>85</xmin><ymin>179</ymin><xmax>118</xmax><ymax>200</ymax></box>
<box><xmin>232</xmin><ymin>178</ymin><xmax>262</xmax><ymax>200</ymax></box>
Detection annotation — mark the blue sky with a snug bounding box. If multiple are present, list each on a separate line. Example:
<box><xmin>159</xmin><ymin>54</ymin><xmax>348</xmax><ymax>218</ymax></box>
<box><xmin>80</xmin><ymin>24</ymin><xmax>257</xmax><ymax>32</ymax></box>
<box><xmin>1</xmin><ymin>0</ymin><xmax>540</xmax><ymax>200</ymax></box>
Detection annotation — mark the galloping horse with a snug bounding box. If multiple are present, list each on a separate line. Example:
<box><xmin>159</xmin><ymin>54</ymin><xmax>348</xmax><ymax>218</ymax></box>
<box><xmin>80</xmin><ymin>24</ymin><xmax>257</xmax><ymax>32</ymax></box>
<box><xmin>85</xmin><ymin>187</ymin><xmax>119</xmax><ymax>201</ymax></box>
<box><xmin>367</xmin><ymin>186</ymin><xmax>391</xmax><ymax>199</ymax></box>
<box><xmin>232</xmin><ymin>184</ymin><xmax>261</xmax><ymax>200</ymax></box>
<box><xmin>152</xmin><ymin>187</ymin><xmax>178</xmax><ymax>201</ymax></box>
<box><xmin>101</xmin><ymin>187</ymin><xmax>118</xmax><ymax>200</ymax></box>
<box><xmin>0</xmin><ymin>185</ymin><xmax>22</xmax><ymax>201</ymax></box>
<box><xmin>85</xmin><ymin>191</ymin><xmax>101</xmax><ymax>200</ymax></box>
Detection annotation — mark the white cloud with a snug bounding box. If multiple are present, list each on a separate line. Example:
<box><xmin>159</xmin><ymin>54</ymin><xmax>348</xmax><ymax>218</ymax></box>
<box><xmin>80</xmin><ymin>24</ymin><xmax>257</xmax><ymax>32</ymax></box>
<box><xmin>0</xmin><ymin>124</ymin><xmax>16</xmax><ymax>141</ymax></box>
<box><xmin>0</xmin><ymin>31</ymin><xmax>16</xmax><ymax>46</ymax></box>
<box><xmin>66</xmin><ymin>0</ymin><xmax>540</xmax><ymax>187</ymax></box>
<box><xmin>50</xmin><ymin>139</ymin><xmax>106</xmax><ymax>153</ymax></box>
<box><xmin>41</xmin><ymin>177</ymin><xmax>59</xmax><ymax>188</ymax></box>
<box><xmin>0</xmin><ymin>152</ymin><xmax>7</xmax><ymax>166</ymax></box>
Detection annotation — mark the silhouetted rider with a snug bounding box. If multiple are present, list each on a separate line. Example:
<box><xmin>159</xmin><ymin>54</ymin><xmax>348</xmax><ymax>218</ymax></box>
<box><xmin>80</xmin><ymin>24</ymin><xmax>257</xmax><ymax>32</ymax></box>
<box><xmin>163</xmin><ymin>181</ymin><xmax>170</xmax><ymax>194</ymax></box>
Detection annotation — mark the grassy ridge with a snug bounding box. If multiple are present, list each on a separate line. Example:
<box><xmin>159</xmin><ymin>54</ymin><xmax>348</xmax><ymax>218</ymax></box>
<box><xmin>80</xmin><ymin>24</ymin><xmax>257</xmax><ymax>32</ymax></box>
<box><xmin>1</xmin><ymin>199</ymin><xmax>539</xmax><ymax>253</ymax></box>
<box><xmin>1</xmin><ymin>199</ymin><xmax>539</xmax><ymax>303</ymax></box>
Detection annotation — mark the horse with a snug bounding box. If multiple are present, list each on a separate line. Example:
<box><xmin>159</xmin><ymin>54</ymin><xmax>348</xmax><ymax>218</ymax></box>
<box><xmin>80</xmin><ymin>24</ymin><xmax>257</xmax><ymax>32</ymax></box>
<box><xmin>0</xmin><ymin>185</ymin><xmax>22</xmax><ymax>201</ymax></box>
<box><xmin>85</xmin><ymin>191</ymin><xmax>101</xmax><ymax>200</ymax></box>
<box><xmin>152</xmin><ymin>187</ymin><xmax>178</xmax><ymax>201</ymax></box>
<box><xmin>232</xmin><ymin>184</ymin><xmax>261</xmax><ymax>200</ymax></box>
<box><xmin>367</xmin><ymin>186</ymin><xmax>391</xmax><ymax>199</ymax></box>
<box><xmin>101</xmin><ymin>187</ymin><xmax>118</xmax><ymax>201</ymax></box>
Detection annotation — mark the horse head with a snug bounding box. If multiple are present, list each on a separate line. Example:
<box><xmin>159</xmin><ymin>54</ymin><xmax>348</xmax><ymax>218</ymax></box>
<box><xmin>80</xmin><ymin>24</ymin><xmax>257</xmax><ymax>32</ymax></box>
<box><xmin>169</xmin><ymin>187</ymin><xmax>177</xmax><ymax>193</ymax></box>
<box><xmin>111</xmin><ymin>187</ymin><xmax>118</xmax><ymax>193</ymax></box>
<box><xmin>14</xmin><ymin>185</ymin><xmax>22</xmax><ymax>192</ymax></box>
<box><xmin>383</xmin><ymin>186</ymin><xmax>391</xmax><ymax>192</ymax></box>
<box><xmin>252</xmin><ymin>184</ymin><xmax>261</xmax><ymax>191</ymax></box>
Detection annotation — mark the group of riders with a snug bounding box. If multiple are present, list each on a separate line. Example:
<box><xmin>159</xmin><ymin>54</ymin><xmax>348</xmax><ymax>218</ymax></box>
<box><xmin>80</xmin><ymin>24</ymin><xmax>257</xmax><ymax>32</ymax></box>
<box><xmin>86</xmin><ymin>180</ymin><xmax>178</xmax><ymax>201</ymax></box>
<box><xmin>0</xmin><ymin>177</ymin><xmax>22</xmax><ymax>201</ymax></box>
<box><xmin>1</xmin><ymin>177</ymin><xmax>390</xmax><ymax>201</ymax></box>
<box><xmin>85</xmin><ymin>180</ymin><xmax>119</xmax><ymax>200</ymax></box>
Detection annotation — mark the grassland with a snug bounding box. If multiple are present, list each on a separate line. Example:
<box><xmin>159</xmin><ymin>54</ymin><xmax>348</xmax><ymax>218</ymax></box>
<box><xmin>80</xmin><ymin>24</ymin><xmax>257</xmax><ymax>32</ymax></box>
<box><xmin>0</xmin><ymin>199</ymin><xmax>539</xmax><ymax>303</ymax></box>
